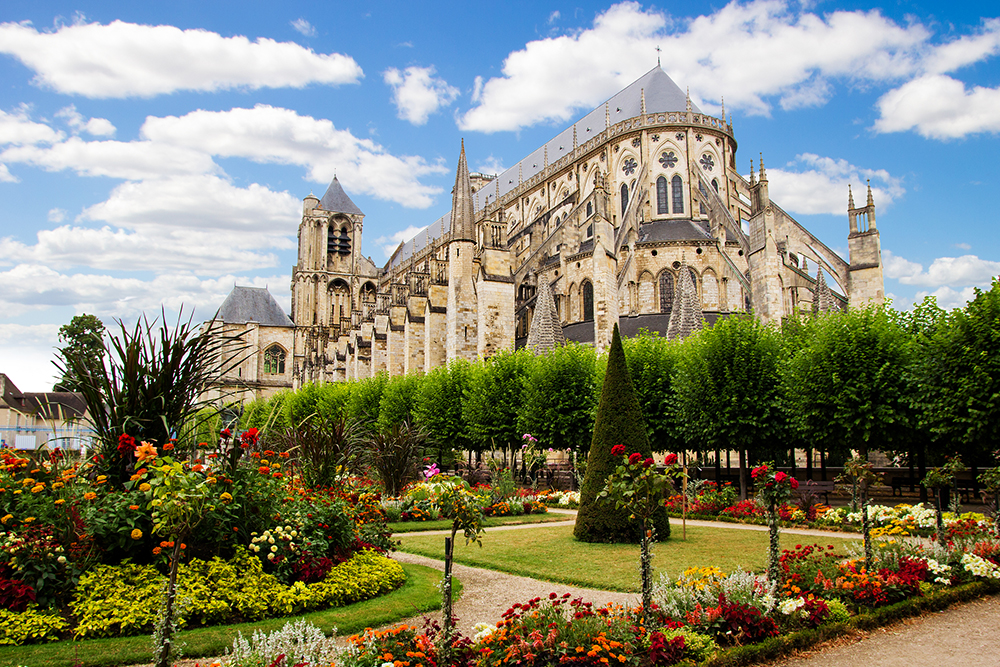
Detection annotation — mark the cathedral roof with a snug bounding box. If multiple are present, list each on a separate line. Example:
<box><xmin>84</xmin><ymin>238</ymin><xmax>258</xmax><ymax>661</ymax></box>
<box><xmin>388</xmin><ymin>66</ymin><xmax>694</xmax><ymax>269</ymax></box>
<box><xmin>638</xmin><ymin>219</ymin><xmax>713</xmax><ymax>243</ymax></box>
<box><xmin>217</xmin><ymin>286</ymin><xmax>293</xmax><ymax>327</ymax></box>
<box><xmin>318</xmin><ymin>176</ymin><xmax>364</xmax><ymax>216</ymax></box>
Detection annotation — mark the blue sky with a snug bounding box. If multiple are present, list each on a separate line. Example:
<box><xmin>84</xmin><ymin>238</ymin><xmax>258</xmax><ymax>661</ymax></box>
<box><xmin>2</xmin><ymin>0</ymin><xmax>999</xmax><ymax>391</ymax></box>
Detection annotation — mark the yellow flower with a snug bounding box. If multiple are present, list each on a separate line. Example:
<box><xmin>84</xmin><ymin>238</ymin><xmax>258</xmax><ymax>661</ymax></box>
<box><xmin>23</xmin><ymin>516</ymin><xmax>35</xmax><ymax>523</ymax></box>
<box><xmin>160</xmin><ymin>465</ymin><xmax>171</xmax><ymax>474</ymax></box>
<box><xmin>52</xmin><ymin>481</ymin><xmax>64</xmax><ymax>489</ymax></box>
<box><xmin>83</xmin><ymin>491</ymin><xmax>97</xmax><ymax>500</ymax></box>
<box><xmin>220</xmin><ymin>492</ymin><xmax>233</xmax><ymax>503</ymax></box>
<box><xmin>131</xmin><ymin>528</ymin><xmax>143</xmax><ymax>540</ymax></box>
<box><xmin>54</xmin><ymin>499</ymin><xmax>65</xmax><ymax>505</ymax></box>
<box><xmin>31</xmin><ymin>484</ymin><xmax>45</xmax><ymax>493</ymax></box>
<box><xmin>0</xmin><ymin>514</ymin><xmax>12</xmax><ymax>524</ymax></box>
<box><xmin>139</xmin><ymin>483</ymin><xmax>151</xmax><ymax>492</ymax></box>
<box><xmin>96</xmin><ymin>475</ymin><xmax>106</xmax><ymax>482</ymax></box>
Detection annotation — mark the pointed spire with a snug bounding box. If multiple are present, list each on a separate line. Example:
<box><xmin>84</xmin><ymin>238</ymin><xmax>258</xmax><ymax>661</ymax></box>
<box><xmin>451</xmin><ymin>139</ymin><xmax>475</xmax><ymax>242</ymax></box>
<box><xmin>605</xmin><ymin>102</ymin><xmax>610</xmax><ymax>128</ymax></box>
<box><xmin>758</xmin><ymin>153</ymin><xmax>767</xmax><ymax>181</ymax></box>
<box><xmin>720</xmin><ymin>96</ymin><xmax>725</xmax><ymax>120</ymax></box>
<box><xmin>685</xmin><ymin>87</ymin><xmax>692</xmax><ymax>113</ymax></box>
<box><xmin>801</xmin><ymin>256</ymin><xmax>809</xmax><ymax>273</ymax></box>
<box><xmin>526</xmin><ymin>275</ymin><xmax>565</xmax><ymax>355</ymax></box>
<box><xmin>813</xmin><ymin>266</ymin><xmax>835</xmax><ymax>314</ymax></box>
<box><xmin>667</xmin><ymin>257</ymin><xmax>705</xmax><ymax>340</ymax></box>
<box><xmin>641</xmin><ymin>88</ymin><xmax>646</xmax><ymax>115</ymax></box>
<box><xmin>848</xmin><ymin>183</ymin><xmax>855</xmax><ymax>210</ymax></box>
<box><xmin>749</xmin><ymin>159</ymin><xmax>756</xmax><ymax>186</ymax></box>
<box><xmin>866</xmin><ymin>179</ymin><xmax>874</xmax><ymax>207</ymax></box>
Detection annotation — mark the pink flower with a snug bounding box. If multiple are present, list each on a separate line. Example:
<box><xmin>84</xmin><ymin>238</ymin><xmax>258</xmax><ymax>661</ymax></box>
<box><xmin>628</xmin><ymin>452</ymin><xmax>642</xmax><ymax>465</ymax></box>
<box><xmin>664</xmin><ymin>453</ymin><xmax>678</xmax><ymax>465</ymax></box>
<box><xmin>611</xmin><ymin>444</ymin><xmax>626</xmax><ymax>457</ymax></box>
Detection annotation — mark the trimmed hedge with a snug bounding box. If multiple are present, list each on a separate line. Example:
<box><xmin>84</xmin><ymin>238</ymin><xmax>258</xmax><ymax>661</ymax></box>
<box><xmin>69</xmin><ymin>549</ymin><xmax>404</xmax><ymax>640</ymax></box>
<box><xmin>702</xmin><ymin>580</ymin><xmax>1000</xmax><ymax>666</ymax></box>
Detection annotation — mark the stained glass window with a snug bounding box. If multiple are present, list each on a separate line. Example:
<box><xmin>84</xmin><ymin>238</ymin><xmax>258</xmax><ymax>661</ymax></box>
<box><xmin>659</xmin><ymin>151</ymin><xmax>678</xmax><ymax>168</ymax></box>
<box><xmin>656</xmin><ymin>176</ymin><xmax>668</xmax><ymax>215</ymax></box>
<box><xmin>263</xmin><ymin>345</ymin><xmax>286</xmax><ymax>375</ymax></box>
<box><xmin>622</xmin><ymin>157</ymin><xmax>638</xmax><ymax>175</ymax></box>
<box><xmin>621</xmin><ymin>183</ymin><xmax>629</xmax><ymax>216</ymax></box>
<box><xmin>671</xmin><ymin>175</ymin><xmax>684</xmax><ymax>214</ymax></box>
<box><xmin>700</xmin><ymin>153</ymin><xmax>715</xmax><ymax>171</ymax></box>
<box><xmin>659</xmin><ymin>272</ymin><xmax>675</xmax><ymax>313</ymax></box>
<box><xmin>583</xmin><ymin>281</ymin><xmax>594</xmax><ymax>321</ymax></box>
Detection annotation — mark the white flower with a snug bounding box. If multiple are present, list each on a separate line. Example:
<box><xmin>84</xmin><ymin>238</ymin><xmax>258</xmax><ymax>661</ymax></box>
<box><xmin>382</xmin><ymin>662</ymin><xmax>395</xmax><ymax>667</ymax></box>
<box><xmin>271</xmin><ymin>545</ymin><xmax>278</xmax><ymax>553</ymax></box>
<box><xmin>778</xmin><ymin>597</ymin><xmax>806</xmax><ymax>615</ymax></box>
<box><xmin>57</xmin><ymin>555</ymin><xmax>67</xmax><ymax>564</ymax></box>
<box><xmin>473</xmin><ymin>622</ymin><xmax>495</xmax><ymax>643</ymax></box>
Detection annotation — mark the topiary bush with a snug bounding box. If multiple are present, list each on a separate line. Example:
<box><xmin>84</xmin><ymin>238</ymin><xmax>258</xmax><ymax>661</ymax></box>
<box><xmin>574</xmin><ymin>324</ymin><xmax>670</xmax><ymax>543</ymax></box>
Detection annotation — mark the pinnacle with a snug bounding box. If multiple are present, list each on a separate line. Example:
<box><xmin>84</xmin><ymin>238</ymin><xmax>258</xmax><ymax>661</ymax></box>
<box><xmin>526</xmin><ymin>276</ymin><xmax>565</xmax><ymax>354</ymax></box>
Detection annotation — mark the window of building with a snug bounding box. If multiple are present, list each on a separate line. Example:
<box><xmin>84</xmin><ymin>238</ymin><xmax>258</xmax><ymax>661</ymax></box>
<box><xmin>659</xmin><ymin>271</ymin><xmax>675</xmax><ymax>313</ymax></box>
<box><xmin>620</xmin><ymin>183</ymin><xmax>629</xmax><ymax>216</ymax></box>
<box><xmin>671</xmin><ymin>175</ymin><xmax>684</xmax><ymax>214</ymax></box>
<box><xmin>656</xmin><ymin>176</ymin><xmax>668</xmax><ymax>215</ymax></box>
<box><xmin>263</xmin><ymin>345</ymin><xmax>286</xmax><ymax>374</ymax></box>
<box><xmin>583</xmin><ymin>281</ymin><xmax>594</xmax><ymax>321</ymax></box>
<box><xmin>586</xmin><ymin>201</ymin><xmax>593</xmax><ymax>217</ymax></box>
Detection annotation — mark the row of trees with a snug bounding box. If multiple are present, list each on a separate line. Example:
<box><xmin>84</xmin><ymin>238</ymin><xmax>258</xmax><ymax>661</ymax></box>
<box><xmin>227</xmin><ymin>279</ymin><xmax>1000</xmax><ymax>496</ymax></box>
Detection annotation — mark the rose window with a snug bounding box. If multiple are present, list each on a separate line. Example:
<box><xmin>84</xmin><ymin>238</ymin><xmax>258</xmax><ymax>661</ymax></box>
<box><xmin>700</xmin><ymin>153</ymin><xmax>715</xmax><ymax>171</ymax></box>
<box><xmin>622</xmin><ymin>157</ymin><xmax>638</xmax><ymax>176</ymax></box>
<box><xmin>659</xmin><ymin>151</ymin><xmax>678</xmax><ymax>169</ymax></box>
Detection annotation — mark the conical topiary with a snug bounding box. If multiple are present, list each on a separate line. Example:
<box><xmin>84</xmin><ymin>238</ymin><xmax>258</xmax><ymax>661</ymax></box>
<box><xmin>574</xmin><ymin>324</ymin><xmax>671</xmax><ymax>542</ymax></box>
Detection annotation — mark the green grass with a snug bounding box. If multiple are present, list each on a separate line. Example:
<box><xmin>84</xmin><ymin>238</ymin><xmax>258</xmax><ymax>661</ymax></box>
<box><xmin>398</xmin><ymin>523</ymin><xmax>859</xmax><ymax>592</ymax></box>
<box><xmin>389</xmin><ymin>513</ymin><xmax>571</xmax><ymax>533</ymax></box>
<box><xmin>0</xmin><ymin>563</ymin><xmax>456</xmax><ymax>667</ymax></box>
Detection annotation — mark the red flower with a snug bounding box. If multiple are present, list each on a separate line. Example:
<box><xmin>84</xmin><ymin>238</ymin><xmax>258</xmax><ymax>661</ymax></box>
<box><xmin>751</xmin><ymin>464</ymin><xmax>769</xmax><ymax>479</ymax></box>
<box><xmin>664</xmin><ymin>453</ymin><xmax>678</xmax><ymax>465</ymax></box>
<box><xmin>220</xmin><ymin>429</ymin><xmax>231</xmax><ymax>438</ymax></box>
<box><xmin>790</xmin><ymin>478</ymin><xmax>799</xmax><ymax>489</ymax></box>
<box><xmin>628</xmin><ymin>452</ymin><xmax>642</xmax><ymax>465</ymax></box>
<box><xmin>611</xmin><ymin>444</ymin><xmax>626</xmax><ymax>457</ymax></box>
<box><xmin>117</xmin><ymin>434</ymin><xmax>137</xmax><ymax>455</ymax></box>
<box><xmin>774</xmin><ymin>471</ymin><xmax>788</xmax><ymax>483</ymax></box>
<box><xmin>643</xmin><ymin>457</ymin><xmax>654</xmax><ymax>468</ymax></box>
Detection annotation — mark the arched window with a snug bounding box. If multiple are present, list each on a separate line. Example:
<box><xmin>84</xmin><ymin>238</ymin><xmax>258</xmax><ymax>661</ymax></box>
<box><xmin>582</xmin><ymin>281</ymin><xmax>594</xmax><ymax>322</ymax></box>
<box><xmin>586</xmin><ymin>201</ymin><xmax>593</xmax><ymax>217</ymax></box>
<box><xmin>586</xmin><ymin>223</ymin><xmax>594</xmax><ymax>238</ymax></box>
<box><xmin>711</xmin><ymin>178</ymin><xmax>719</xmax><ymax>192</ymax></box>
<box><xmin>656</xmin><ymin>176</ymin><xmax>668</xmax><ymax>215</ymax></box>
<box><xmin>659</xmin><ymin>271</ymin><xmax>675</xmax><ymax>313</ymax></box>
<box><xmin>263</xmin><ymin>345</ymin><xmax>286</xmax><ymax>375</ymax></box>
<box><xmin>620</xmin><ymin>183</ymin><xmax>629</xmax><ymax>216</ymax></box>
<box><xmin>671</xmin><ymin>175</ymin><xmax>684</xmax><ymax>214</ymax></box>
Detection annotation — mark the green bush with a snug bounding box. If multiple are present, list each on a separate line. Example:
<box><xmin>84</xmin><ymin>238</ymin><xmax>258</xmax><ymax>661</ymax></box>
<box><xmin>70</xmin><ymin>549</ymin><xmax>404</xmax><ymax>640</ymax></box>
<box><xmin>0</xmin><ymin>606</ymin><xmax>70</xmax><ymax>645</ymax></box>
<box><xmin>826</xmin><ymin>599</ymin><xmax>851</xmax><ymax>624</ymax></box>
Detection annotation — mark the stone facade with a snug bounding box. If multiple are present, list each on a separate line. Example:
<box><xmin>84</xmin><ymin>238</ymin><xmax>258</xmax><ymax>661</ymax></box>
<box><xmin>213</xmin><ymin>66</ymin><xmax>884</xmax><ymax>391</ymax></box>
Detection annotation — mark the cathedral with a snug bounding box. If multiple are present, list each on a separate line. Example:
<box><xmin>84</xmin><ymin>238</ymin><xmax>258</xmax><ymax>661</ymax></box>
<box><xmin>211</xmin><ymin>66</ymin><xmax>884</xmax><ymax>399</ymax></box>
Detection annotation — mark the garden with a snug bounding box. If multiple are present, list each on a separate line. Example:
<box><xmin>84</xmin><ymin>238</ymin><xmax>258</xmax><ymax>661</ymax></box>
<box><xmin>1</xmin><ymin>282</ymin><xmax>998</xmax><ymax>666</ymax></box>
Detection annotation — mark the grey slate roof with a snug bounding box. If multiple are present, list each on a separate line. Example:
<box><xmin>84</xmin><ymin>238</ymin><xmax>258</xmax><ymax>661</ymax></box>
<box><xmin>526</xmin><ymin>278</ymin><xmax>566</xmax><ymax>355</ymax></box>
<box><xmin>638</xmin><ymin>219</ymin><xmax>712</xmax><ymax>243</ymax></box>
<box><xmin>319</xmin><ymin>176</ymin><xmax>364</xmax><ymax>216</ymax></box>
<box><xmin>217</xmin><ymin>286</ymin><xmax>294</xmax><ymax>327</ymax></box>
<box><xmin>388</xmin><ymin>66</ymin><xmax>694</xmax><ymax>269</ymax></box>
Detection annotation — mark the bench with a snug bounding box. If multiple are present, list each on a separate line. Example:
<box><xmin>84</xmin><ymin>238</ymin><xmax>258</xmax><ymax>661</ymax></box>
<box><xmin>795</xmin><ymin>480</ymin><xmax>836</xmax><ymax>505</ymax></box>
<box><xmin>891</xmin><ymin>476</ymin><xmax>918</xmax><ymax>496</ymax></box>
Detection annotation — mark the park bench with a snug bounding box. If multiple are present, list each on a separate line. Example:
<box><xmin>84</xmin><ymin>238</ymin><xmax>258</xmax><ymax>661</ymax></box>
<box><xmin>891</xmin><ymin>476</ymin><xmax>918</xmax><ymax>496</ymax></box>
<box><xmin>795</xmin><ymin>480</ymin><xmax>836</xmax><ymax>505</ymax></box>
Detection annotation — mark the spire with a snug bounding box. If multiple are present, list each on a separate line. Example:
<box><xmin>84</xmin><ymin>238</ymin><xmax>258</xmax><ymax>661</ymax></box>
<box><xmin>749</xmin><ymin>159</ymin><xmax>756</xmax><ymax>186</ymax></box>
<box><xmin>667</xmin><ymin>257</ymin><xmax>705</xmax><ymax>340</ymax></box>
<box><xmin>813</xmin><ymin>267</ymin><xmax>836</xmax><ymax>314</ymax></box>
<box><xmin>525</xmin><ymin>276</ymin><xmax>565</xmax><ymax>355</ymax></box>
<box><xmin>451</xmin><ymin>139</ymin><xmax>475</xmax><ymax>242</ymax></box>
<box><xmin>685</xmin><ymin>87</ymin><xmax>692</xmax><ymax>113</ymax></box>
<box><xmin>866</xmin><ymin>179</ymin><xmax>874</xmax><ymax>207</ymax></box>
<box><xmin>720</xmin><ymin>96</ymin><xmax>725</xmax><ymax>120</ymax></box>
<box><xmin>848</xmin><ymin>183</ymin><xmax>855</xmax><ymax>210</ymax></box>
<box><xmin>318</xmin><ymin>175</ymin><xmax>364</xmax><ymax>215</ymax></box>
<box><xmin>758</xmin><ymin>153</ymin><xmax>767</xmax><ymax>181</ymax></box>
<box><xmin>801</xmin><ymin>256</ymin><xmax>809</xmax><ymax>273</ymax></box>
<box><xmin>641</xmin><ymin>88</ymin><xmax>646</xmax><ymax>115</ymax></box>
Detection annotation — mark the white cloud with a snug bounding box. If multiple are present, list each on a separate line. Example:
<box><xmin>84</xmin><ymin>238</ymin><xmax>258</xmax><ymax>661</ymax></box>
<box><xmin>459</xmin><ymin>1</ymin><xmax>928</xmax><ymax>132</ymax></box>
<box><xmin>874</xmin><ymin>74</ymin><xmax>1000</xmax><ymax>139</ymax></box>
<box><xmin>0</xmin><ymin>107</ymin><xmax>64</xmax><ymax>146</ymax></box>
<box><xmin>548</xmin><ymin>11</ymin><xmax>561</xmax><ymax>24</ymax></box>
<box><xmin>882</xmin><ymin>249</ymin><xmax>923</xmax><ymax>281</ymax></box>
<box><xmin>893</xmin><ymin>254</ymin><xmax>1000</xmax><ymax>288</ymax></box>
<box><xmin>914</xmin><ymin>285</ymin><xmax>981</xmax><ymax>310</ymax></box>
<box><xmin>290</xmin><ymin>18</ymin><xmax>316</xmax><ymax>38</ymax></box>
<box><xmin>383</xmin><ymin>66</ymin><xmax>460</xmax><ymax>125</ymax></box>
<box><xmin>372</xmin><ymin>225</ymin><xmax>426</xmax><ymax>259</ymax></box>
<box><xmin>954</xmin><ymin>242</ymin><xmax>972</xmax><ymax>250</ymax></box>
<box><xmin>475</xmin><ymin>155</ymin><xmax>506</xmax><ymax>175</ymax></box>
<box><xmin>0</xmin><ymin>339</ymin><xmax>63</xmax><ymax>393</ymax></box>
<box><xmin>764</xmin><ymin>153</ymin><xmax>904</xmax><ymax>216</ymax></box>
<box><xmin>140</xmin><ymin>105</ymin><xmax>446</xmax><ymax>207</ymax></box>
<box><xmin>47</xmin><ymin>208</ymin><xmax>66</xmax><ymax>223</ymax></box>
<box><xmin>0</xmin><ymin>19</ymin><xmax>362</xmax><ymax>98</ymax></box>
<box><xmin>0</xmin><ymin>322</ymin><xmax>61</xmax><ymax>346</ymax></box>
<box><xmin>0</xmin><ymin>164</ymin><xmax>16</xmax><ymax>183</ymax></box>
<box><xmin>922</xmin><ymin>18</ymin><xmax>1000</xmax><ymax>75</ymax></box>
<box><xmin>55</xmin><ymin>105</ymin><xmax>116</xmax><ymax>137</ymax></box>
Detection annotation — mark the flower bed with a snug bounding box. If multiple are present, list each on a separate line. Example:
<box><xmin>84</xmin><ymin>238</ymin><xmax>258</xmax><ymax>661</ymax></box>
<box><xmin>380</xmin><ymin>474</ymin><xmax>550</xmax><ymax>523</ymax></box>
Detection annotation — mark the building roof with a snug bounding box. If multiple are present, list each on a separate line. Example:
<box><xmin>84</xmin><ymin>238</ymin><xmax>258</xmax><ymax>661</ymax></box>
<box><xmin>318</xmin><ymin>176</ymin><xmax>364</xmax><ymax>216</ymax></box>
<box><xmin>0</xmin><ymin>374</ymin><xmax>87</xmax><ymax>420</ymax></box>
<box><xmin>638</xmin><ymin>219</ymin><xmax>713</xmax><ymax>243</ymax></box>
<box><xmin>388</xmin><ymin>66</ymin><xmax>695</xmax><ymax>269</ymax></box>
<box><xmin>526</xmin><ymin>277</ymin><xmax>566</xmax><ymax>354</ymax></box>
<box><xmin>217</xmin><ymin>286</ymin><xmax>294</xmax><ymax>327</ymax></box>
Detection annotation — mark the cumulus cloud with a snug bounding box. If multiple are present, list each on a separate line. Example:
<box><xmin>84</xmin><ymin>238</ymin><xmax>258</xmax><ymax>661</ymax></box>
<box><xmin>372</xmin><ymin>225</ymin><xmax>426</xmax><ymax>258</ymax></box>
<box><xmin>0</xmin><ymin>164</ymin><xmax>16</xmax><ymax>183</ymax></box>
<box><xmin>474</xmin><ymin>155</ymin><xmax>506</xmax><ymax>175</ymax></box>
<box><xmin>459</xmin><ymin>1</ymin><xmax>929</xmax><ymax>132</ymax></box>
<box><xmin>874</xmin><ymin>74</ymin><xmax>1000</xmax><ymax>139</ymax></box>
<box><xmin>383</xmin><ymin>66</ymin><xmax>460</xmax><ymax>125</ymax></box>
<box><xmin>0</xmin><ymin>107</ymin><xmax>64</xmax><ymax>146</ymax></box>
<box><xmin>140</xmin><ymin>105</ymin><xmax>446</xmax><ymax>207</ymax></box>
<box><xmin>55</xmin><ymin>106</ymin><xmax>116</xmax><ymax>137</ymax></box>
<box><xmin>914</xmin><ymin>285</ymin><xmax>982</xmax><ymax>310</ymax></box>
<box><xmin>290</xmin><ymin>18</ymin><xmax>316</xmax><ymax>38</ymax></box>
<box><xmin>0</xmin><ymin>19</ymin><xmax>362</xmax><ymax>98</ymax></box>
<box><xmin>894</xmin><ymin>254</ymin><xmax>1000</xmax><ymax>288</ymax></box>
<box><xmin>882</xmin><ymin>250</ymin><xmax>923</xmax><ymax>281</ymax></box>
<box><xmin>764</xmin><ymin>153</ymin><xmax>904</xmax><ymax>216</ymax></box>
<box><xmin>47</xmin><ymin>208</ymin><xmax>66</xmax><ymax>223</ymax></box>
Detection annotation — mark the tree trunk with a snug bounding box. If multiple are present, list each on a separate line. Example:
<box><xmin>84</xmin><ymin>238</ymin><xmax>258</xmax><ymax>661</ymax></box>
<box><xmin>767</xmin><ymin>501</ymin><xmax>780</xmax><ymax>583</ymax></box>
<box><xmin>640</xmin><ymin>523</ymin><xmax>653</xmax><ymax>626</ymax></box>
<box><xmin>154</xmin><ymin>540</ymin><xmax>184</xmax><ymax>667</ymax></box>
<box><xmin>442</xmin><ymin>533</ymin><xmax>455</xmax><ymax>655</ymax></box>
<box><xmin>714</xmin><ymin>449</ymin><xmax>721</xmax><ymax>486</ymax></box>
<box><xmin>820</xmin><ymin>449</ymin><xmax>827</xmax><ymax>482</ymax></box>
<box><xmin>738</xmin><ymin>449</ymin><xmax>747</xmax><ymax>501</ymax></box>
<box><xmin>806</xmin><ymin>447</ymin><xmax>813</xmax><ymax>481</ymax></box>
<box><xmin>918</xmin><ymin>448</ymin><xmax>928</xmax><ymax>503</ymax></box>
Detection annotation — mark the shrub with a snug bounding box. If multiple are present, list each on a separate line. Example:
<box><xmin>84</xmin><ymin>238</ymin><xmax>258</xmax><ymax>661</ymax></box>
<box><xmin>225</xmin><ymin>618</ymin><xmax>338</xmax><ymax>667</ymax></box>
<box><xmin>0</xmin><ymin>606</ymin><xmax>69</xmax><ymax>645</ymax></box>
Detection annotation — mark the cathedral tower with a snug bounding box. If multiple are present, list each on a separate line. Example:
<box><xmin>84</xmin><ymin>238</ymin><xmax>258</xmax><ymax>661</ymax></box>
<box><xmin>847</xmin><ymin>182</ymin><xmax>885</xmax><ymax>306</ymax></box>
<box><xmin>446</xmin><ymin>141</ymin><xmax>478</xmax><ymax>361</ymax></box>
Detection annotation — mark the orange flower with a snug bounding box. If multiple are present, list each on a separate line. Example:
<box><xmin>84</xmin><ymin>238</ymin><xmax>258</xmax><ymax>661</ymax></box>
<box><xmin>135</xmin><ymin>442</ymin><xmax>158</xmax><ymax>462</ymax></box>
<box><xmin>162</xmin><ymin>442</ymin><xmax>175</xmax><ymax>451</ymax></box>
<box><xmin>152</xmin><ymin>546</ymin><xmax>162</xmax><ymax>555</ymax></box>
<box><xmin>54</xmin><ymin>499</ymin><xmax>66</xmax><ymax>505</ymax></box>
<box><xmin>259</xmin><ymin>466</ymin><xmax>270</xmax><ymax>474</ymax></box>
<box><xmin>129</xmin><ymin>505</ymin><xmax>140</xmax><ymax>510</ymax></box>
<box><xmin>191</xmin><ymin>464</ymin><xmax>204</xmax><ymax>472</ymax></box>
<box><xmin>131</xmin><ymin>528</ymin><xmax>143</xmax><ymax>540</ymax></box>
<box><xmin>279</xmin><ymin>452</ymin><xmax>289</xmax><ymax>459</ymax></box>
<box><xmin>83</xmin><ymin>491</ymin><xmax>97</xmax><ymax>501</ymax></box>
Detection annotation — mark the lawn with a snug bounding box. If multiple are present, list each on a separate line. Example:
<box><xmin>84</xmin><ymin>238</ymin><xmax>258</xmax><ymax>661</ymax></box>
<box><xmin>0</xmin><ymin>563</ymin><xmax>455</xmax><ymax>667</ymax></box>
<box><xmin>389</xmin><ymin>513</ymin><xmax>571</xmax><ymax>533</ymax></box>
<box><xmin>398</xmin><ymin>523</ymin><xmax>859</xmax><ymax>592</ymax></box>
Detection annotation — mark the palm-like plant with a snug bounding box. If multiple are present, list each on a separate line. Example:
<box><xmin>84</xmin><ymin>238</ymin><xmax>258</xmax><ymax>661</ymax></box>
<box><xmin>277</xmin><ymin>415</ymin><xmax>363</xmax><ymax>490</ymax></box>
<box><xmin>364</xmin><ymin>421</ymin><xmax>428</xmax><ymax>496</ymax></box>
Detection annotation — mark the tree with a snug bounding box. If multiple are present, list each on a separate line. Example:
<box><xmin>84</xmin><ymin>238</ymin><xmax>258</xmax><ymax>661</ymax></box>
<box><xmin>674</xmin><ymin>316</ymin><xmax>786</xmax><ymax>500</ymax></box>
<box><xmin>575</xmin><ymin>324</ymin><xmax>670</xmax><ymax>543</ymax></box>
<box><xmin>53</xmin><ymin>314</ymin><xmax>105</xmax><ymax>391</ymax></box>
<box><xmin>464</xmin><ymin>348</ymin><xmax>533</xmax><ymax>460</ymax></box>
<box><xmin>913</xmin><ymin>279</ymin><xmax>1000</xmax><ymax>471</ymax></box>
<box><xmin>376</xmin><ymin>373</ymin><xmax>423</xmax><ymax>432</ymax></box>
<box><xmin>787</xmin><ymin>305</ymin><xmax>914</xmax><ymax>462</ymax></box>
<box><xmin>623</xmin><ymin>329</ymin><xmax>684</xmax><ymax>451</ymax></box>
<box><xmin>414</xmin><ymin>360</ymin><xmax>474</xmax><ymax>466</ymax></box>
<box><xmin>519</xmin><ymin>342</ymin><xmax>599</xmax><ymax>455</ymax></box>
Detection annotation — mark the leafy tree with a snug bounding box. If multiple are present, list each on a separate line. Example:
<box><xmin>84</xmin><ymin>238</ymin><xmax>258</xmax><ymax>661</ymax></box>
<box><xmin>575</xmin><ymin>324</ymin><xmax>670</xmax><ymax>543</ymax></box>
<box><xmin>53</xmin><ymin>314</ymin><xmax>105</xmax><ymax>391</ymax></box>
<box><xmin>346</xmin><ymin>372</ymin><xmax>388</xmax><ymax>425</ymax></box>
<box><xmin>674</xmin><ymin>316</ymin><xmax>786</xmax><ymax>500</ymax></box>
<box><xmin>464</xmin><ymin>348</ymin><xmax>533</xmax><ymax>460</ymax></box>
<box><xmin>518</xmin><ymin>342</ymin><xmax>600</xmax><ymax>454</ymax></box>
<box><xmin>376</xmin><ymin>373</ymin><xmax>423</xmax><ymax>432</ymax></box>
<box><xmin>914</xmin><ymin>279</ymin><xmax>1000</xmax><ymax>470</ymax></box>
<box><xmin>414</xmin><ymin>360</ymin><xmax>474</xmax><ymax>466</ymax></box>
<box><xmin>283</xmin><ymin>382</ymin><xmax>323</xmax><ymax>427</ymax></box>
<box><xmin>316</xmin><ymin>381</ymin><xmax>354</xmax><ymax>422</ymax></box>
<box><xmin>787</xmin><ymin>305</ymin><xmax>914</xmax><ymax>462</ymax></box>
<box><xmin>623</xmin><ymin>329</ymin><xmax>684</xmax><ymax>450</ymax></box>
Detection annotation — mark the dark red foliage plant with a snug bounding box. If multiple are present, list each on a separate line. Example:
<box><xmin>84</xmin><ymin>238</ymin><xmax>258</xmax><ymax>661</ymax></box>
<box><xmin>648</xmin><ymin>631</ymin><xmax>685</xmax><ymax>665</ymax></box>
